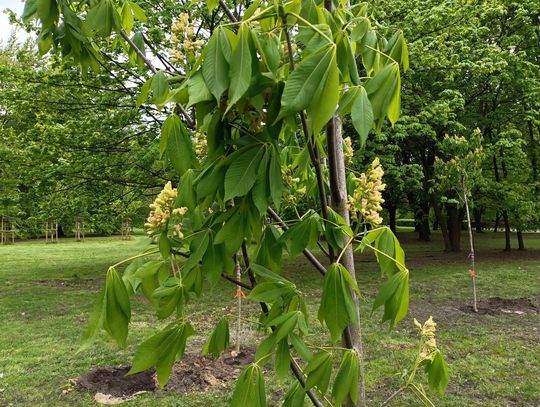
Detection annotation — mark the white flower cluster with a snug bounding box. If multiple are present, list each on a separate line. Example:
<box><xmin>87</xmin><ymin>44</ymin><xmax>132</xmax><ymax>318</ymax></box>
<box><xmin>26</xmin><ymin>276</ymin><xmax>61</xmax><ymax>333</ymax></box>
<box><xmin>170</xmin><ymin>13</ymin><xmax>203</xmax><ymax>68</ymax></box>
<box><xmin>414</xmin><ymin>316</ymin><xmax>439</xmax><ymax>361</ymax></box>
<box><xmin>144</xmin><ymin>182</ymin><xmax>188</xmax><ymax>237</ymax></box>
<box><xmin>347</xmin><ymin>158</ymin><xmax>385</xmax><ymax>226</ymax></box>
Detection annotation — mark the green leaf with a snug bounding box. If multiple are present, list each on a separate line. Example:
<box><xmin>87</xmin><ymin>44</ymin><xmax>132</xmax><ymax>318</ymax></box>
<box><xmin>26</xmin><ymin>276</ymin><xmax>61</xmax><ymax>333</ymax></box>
<box><xmin>274</xmin><ymin>339</ymin><xmax>291</xmax><ymax>382</ymax></box>
<box><xmin>365</xmin><ymin>63</ymin><xmax>401</xmax><ymax>128</ymax></box>
<box><xmin>153</xmin><ymin>277</ymin><xmax>184</xmax><ymax>319</ymax></box>
<box><xmin>230</xmin><ymin>364</ymin><xmax>266</xmax><ymax>407</ymax></box>
<box><xmin>159</xmin><ymin>232</ymin><xmax>171</xmax><ymax>259</ymax></box>
<box><xmin>162</xmin><ymin>114</ymin><xmax>195</xmax><ymax>176</ymax></box>
<box><xmin>80</xmin><ymin>286</ymin><xmax>107</xmax><ymax>350</ymax></box>
<box><xmin>307</xmin><ymin>47</ymin><xmax>339</xmax><ymax>136</ymax></box>
<box><xmin>202</xmin><ymin>317</ymin><xmax>230</xmax><ymax>359</ymax></box>
<box><xmin>281</xmin><ymin>213</ymin><xmax>321</xmax><ymax>256</ymax></box>
<box><xmin>151</xmin><ymin>71</ymin><xmax>168</xmax><ymax>102</ymax></box>
<box><xmin>128</xmin><ymin>322</ymin><xmax>195</xmax><ymax>388</ymax></box>
<box><xmin>202</xmin><ymin>29</ymin><xmax>230</xmax><ymax>101</ymax></box>
<box><xmin>103</xmin><ymin>268</ymin><xmax>131</xmax><ymax>348</ymax></box>
<box><xmin>269</xmin><ymin>146</ymin><xmax>284</xmax><ymax>209</ymax></box>
<box><xmin>304</xmin><ymin>351</ymin><xmax>332</xmax><ymax>394</ymax></box>
<box><xmin>85</xmin><ymin>0</ymin><xmax>119</xmax><ymax>37</ymax></box>
<box><xmin>184</xmin><ymin>230</ymin><xmax>210</xmax><ymax>271</ymax></box>
<box><xmin>251</xmin><ymin>263</ymin><xmax>289</xmax><ymax>283</ymax></box>
<box><xmin>227</xmin><ymin>24</ymin><xmax>253</xmax><ymax>112</ymax></box>
<box><xmin>318</xmin><ymin>263</ymin><xmax>357</xmax><ymax>343</ymax></box>
<box><xmin>279</xmin><ymin>44</ymin><xmax>334</xmax><ymax>119</ymax></box>
<box><xmin>332</xmin><ymin>350</ymin><xmax>359</xmax><ymax>405</ymax></box>
<box><xmin>351</xmin><ymin>87</ymin><xmax>373</xmax><ymax>147</ymax></box>
<box><xmin>224</xmin><ymin>145</ymin><xmax>265</xmax><ymax>201</ymax></box>
<box><xmin>187</xmin><ymin>71</ymin><xmax>214</xmax><ymax>107</ymax></box>
<box><xmin>426</xmin><ymin>351</ymin><xmax>449</xmax><ymax>395</ymax></box>
<box><xmin>206</xmin><ymin>0</ymin><xmax>219</xmax><ymax>13</ymax></box>
<box><xmin>372</xmin><ymin>269</ymin><xmax>409</xmax><ymax>327</ymax></box>
<box><xmin>136</xmin><ymin>77</ymin><xmax>152</xmax><ymax>108</ymax></box>
<box><xmin>252</xmin><ymin>149</ymin><xmax>270</xmax><ymax>216</ymax></box>
<box><xmin>248</xmin><ymin>281</ymin><xmax>295</xmax><ymax>303</ymax></box>
<box><xmin>282</xmin><ymin>382</ymin><xmax>305</xmax><ymax>407</ymax></box>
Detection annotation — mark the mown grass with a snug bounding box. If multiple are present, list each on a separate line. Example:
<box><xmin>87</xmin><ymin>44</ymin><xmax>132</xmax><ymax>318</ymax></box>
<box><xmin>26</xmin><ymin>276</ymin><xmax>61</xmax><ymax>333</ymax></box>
<box><xmin>0</xmin><ymin>232</ymin><xmax>539</xmax><ymax>406</ymax></box>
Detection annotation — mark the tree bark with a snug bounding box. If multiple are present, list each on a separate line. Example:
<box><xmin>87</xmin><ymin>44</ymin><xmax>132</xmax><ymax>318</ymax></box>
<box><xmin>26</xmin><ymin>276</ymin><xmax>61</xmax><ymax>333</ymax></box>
<box><xmin>431</xmin><ymin>195</ymin><xmax>452</xmax><ymax>251</ymax></box>
<box><xmin>474</xmin><ymin>208</ymin><xmax>483</xmax><ymax>233</ymax></box>
<box><xmin>416</xmin><ymin>200</ymin><xmax>431</xmax><ymax>241</ymax></box>
<box><xmin>462</xmin><ymin>182</ymin><xmax>478</xmax><ymax>312</ymax></box>
<box><xmin>502</xmin><ymin>210</ymin><xmax>511</xmax><ymax>251</ymax></box>
<box><xmin>388</xmin><ymin>204</ymin><xmax>397</xmax><ymax>234</ymax></box>
<box><xmin>517</xmin><ymin>230</ymin><xmax>525</xmax><ymax>251</ymax></box>
<box><xmin>493</xmin><ymin>210</ymin><xmax>500</xmax><ymax>233</ymax></box>
<box><xmin>326</xmin><ymin>116</ymin><xmax>365</xmax><ymax>406</ymax></box>
<box><xmin>446</xmin><ymin>203</ymin><xmax>461</xmax><ymax>252</ymax></box>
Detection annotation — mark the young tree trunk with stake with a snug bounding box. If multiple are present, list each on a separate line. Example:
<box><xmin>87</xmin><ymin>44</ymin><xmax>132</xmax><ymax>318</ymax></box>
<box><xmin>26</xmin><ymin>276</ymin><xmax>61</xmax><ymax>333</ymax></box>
<box><xmin>462</xmin><ymin>178</ymin><xmax>478</xmax><ymax>313</ymax></box>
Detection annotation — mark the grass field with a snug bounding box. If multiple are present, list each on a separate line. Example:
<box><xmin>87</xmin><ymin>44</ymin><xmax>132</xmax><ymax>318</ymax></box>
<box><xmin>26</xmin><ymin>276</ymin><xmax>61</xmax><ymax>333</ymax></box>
<box><xmin>0</xmin><ymin>232</ymin><xmax>539</xmax><ymax>406</ymax></box>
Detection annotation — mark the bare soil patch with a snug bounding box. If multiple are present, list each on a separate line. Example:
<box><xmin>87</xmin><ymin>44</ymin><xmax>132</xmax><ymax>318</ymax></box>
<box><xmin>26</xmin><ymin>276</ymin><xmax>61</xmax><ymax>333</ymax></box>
<box><xmin>459</xmin><ymin>297</ymin><xmax>538</xmax><ymax>315</ymax></box>
<box><xmin>75</xmin><ymin>348</ymin><xmax>255</xmax><ymax>400</ymax></box>
<box><xmin>409</xmin><ymin>297</ymin><xmax>538</xmax><ymax>324</ymax></box>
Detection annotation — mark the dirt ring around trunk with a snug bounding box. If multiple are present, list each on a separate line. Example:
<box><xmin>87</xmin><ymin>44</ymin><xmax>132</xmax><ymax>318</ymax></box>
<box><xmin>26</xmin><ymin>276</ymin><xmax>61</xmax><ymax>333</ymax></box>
<box><xmin>75</xmin><ymin>348</ymin><xmax>255</xmax><ymax>403</ymax></box>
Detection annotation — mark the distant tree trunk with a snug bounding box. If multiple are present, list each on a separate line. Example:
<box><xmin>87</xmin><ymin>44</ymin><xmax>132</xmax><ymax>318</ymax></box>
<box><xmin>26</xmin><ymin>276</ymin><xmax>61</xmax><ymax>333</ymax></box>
<box><xmin>388</xmin><ymin>204</ymin><xmax>397</xmax><ymax>234</ymax></box>
<box><xmin>493</xmin><ymin>211</ymin><xmax>500</xmax><ymax>233</ymax></box>
<box><xmin>502</xmin><ymin>211</ymin><xmax>511</xmax><ymax>251</ymax></box>
<box><xmin>58</xmin><ymin>225</ymin><xmax>66</xmax><ymax>237</ymax></box>
<box><xmin>517</xmin><ymin>230</ymin><xmax>525</xmax><ymax>251</ymax></box>
<box><xmin>432</xmin><ymin>218</ymin><xmax>439</xmax><ymax>231</ymax></box>
<box><xmin>446</xmin><ymin>203</ymin><xmax>461</xmax><ymax>252</ymax></box>
<box><xmin>416</xmin><ymin>201</ymin><xmax>430</xmax><ymax>241</ymax></box>
<box><xmin>474</xmin><ymin>208</ymin><xmax>483</xmax><ymax>233</ymax></box>
<box><xmin>431</xmin><ymin>196</ymin><xmax>452</xmax><ymax>251</ymax></box>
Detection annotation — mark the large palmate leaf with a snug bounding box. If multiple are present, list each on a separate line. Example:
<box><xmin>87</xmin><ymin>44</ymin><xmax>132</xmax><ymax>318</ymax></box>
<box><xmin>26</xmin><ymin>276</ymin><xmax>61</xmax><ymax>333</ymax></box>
<box><xmin>373</xmin><ymin>269</ymin><xmax>409</xmax><ymax>327</ymax></box>
<box><xmin>332</xmin><ymin>350</ymin><xmax>360</xmax><ymax>405</ymax></box>
<box><xmin>202</xmin><ymin>29</ymin><xmax>230</xmax><ymax>101</ymax></box>
<box><xmin>227</xmin><ymin>24</ymin><xmax>253</xmax><ymax>111</ymax></box>
<box><xmin>351</xmin><ymin>86</ymin><xmax>374</xmax><ymax>147</ymax></box>
<box><xmin>81</xmin><ymin>268</ymin><xmax>131</xmax><ymax>349</ymax></box>
<box><xmin>279</xmin><ymin>44</ymin><xmax>334</xmax><ymax>118</ymax></box>
<box><xmin>161</xmin><ymin>113</ymin><xmax>196</xmax><ymax>176</ymax></box>
<box><xmin>307</xmin><ymin>47</ymin><xmax>339</xmax><ymax>136</ymax></box>
<box><xmin>318</xmin><ymin>263</ymin><xmax>358</xmax><ymax>343</ymax></box>
<box><xmin>365</xmin><ymin>63</ymin><xmax>401</xmax><ymax>128</ymax></box>
<box><xmin>230</xmin><ymin>364</ymin><xmax>266</xmax><ymax>407</ymax></box>
<box><xmin>202</xmin><ymin>317</ymin><xmax>230</xmax><ymax>359</ymax></box>
<box><xmin>426</xmin><ymin>351</ymin><xmax>449</xmax><ymax>395</ymax></box>
<box><xmin>224</xmin><ymin>145</ymin><xmax>265</xmax><ymax>200</ymax></box>
<box><xmin>128</xmin><ymin>322</ymin><xmax>194</xmax><ymax>387</ymax></box>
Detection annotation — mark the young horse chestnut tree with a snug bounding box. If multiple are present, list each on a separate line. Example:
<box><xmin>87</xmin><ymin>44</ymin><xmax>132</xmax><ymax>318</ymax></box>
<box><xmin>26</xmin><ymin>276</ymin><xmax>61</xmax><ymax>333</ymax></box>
<box><xmin>23</xmin><ymin>0</ymin><xmax>448</xmax><ymax>405</ymax></box>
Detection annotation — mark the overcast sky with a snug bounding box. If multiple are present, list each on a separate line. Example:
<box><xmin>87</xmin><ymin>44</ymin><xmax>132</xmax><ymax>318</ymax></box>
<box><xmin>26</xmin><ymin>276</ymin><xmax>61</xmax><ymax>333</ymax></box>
<box><xmin>0</xmin><ymin>0</ymin><xmax>30</xmax><ymax>44</ymax></box>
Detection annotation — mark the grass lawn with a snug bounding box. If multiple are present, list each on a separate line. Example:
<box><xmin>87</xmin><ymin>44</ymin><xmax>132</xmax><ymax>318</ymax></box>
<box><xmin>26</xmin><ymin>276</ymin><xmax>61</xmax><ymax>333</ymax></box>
<box><xmin>0</xmin><ymin>232</ymin><xmax>539</xmax><ymax>406</ymax></box>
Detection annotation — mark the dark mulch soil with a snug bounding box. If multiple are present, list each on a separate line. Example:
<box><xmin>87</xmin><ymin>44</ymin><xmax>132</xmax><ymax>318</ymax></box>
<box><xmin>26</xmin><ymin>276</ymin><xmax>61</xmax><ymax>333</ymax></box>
<box><xmin>409</xmin><ymin>297</ymin><xmax>538</xmax><ymax>324</ymax></box>
<box><xmin>459</xmin><ymin>297</ymin><xmax>538</xmax><ymax>315</ymax></box>
<box><xmin>76</xmin><ymin>348</ymin><xmax>255</xmax><ymax>398</ymax></box>
<box><xmin>76</xmin><ymin>367</ymin><xmax>155</xmax><ymax>398</ymax></box>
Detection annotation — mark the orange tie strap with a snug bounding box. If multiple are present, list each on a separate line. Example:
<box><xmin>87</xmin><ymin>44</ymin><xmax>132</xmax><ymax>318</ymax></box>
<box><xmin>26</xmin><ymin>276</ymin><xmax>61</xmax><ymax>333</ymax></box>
<box><xmin>468</xmin><ymin>268</ymin><xmax>476</xmax><ymax>278</ymax></box>
<box><xmin>235</xmin><ymin>287</ymin><xmax>247</xmax><ymax>298</ymax></box>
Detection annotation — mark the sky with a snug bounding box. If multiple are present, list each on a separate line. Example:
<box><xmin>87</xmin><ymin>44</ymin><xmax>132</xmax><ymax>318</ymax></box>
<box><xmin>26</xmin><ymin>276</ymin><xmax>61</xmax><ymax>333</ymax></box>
<box><xmin>0</xmin><ymin>0</ymin><xmax>30</xmax><ymax>44</ymax></box>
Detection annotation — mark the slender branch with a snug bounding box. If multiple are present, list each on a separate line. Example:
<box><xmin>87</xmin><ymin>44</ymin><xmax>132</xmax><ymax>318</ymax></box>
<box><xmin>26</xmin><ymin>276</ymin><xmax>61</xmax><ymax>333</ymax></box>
<box><xmin>119</xmin><ymin>29</ymin><xmax>157</xmax><ymax>73</ymax></box>
<box><xmin>221</xmin><ymin>272</ymin><xmax>252</xmax><ymax>290</ymax></box>
<box><xmin>219</xmin><ymin>0</ymin><xmax>238</xmax><ymax>22</ymax></box>
<box><xmin>118</xmin><ymin>29</ymin><xmax>195</xmax><ymax>128</ymax></box>
<box><xmin>380</xmin><ymin>387</ymin><xmax>405</xmax><ymax>407</ymax></box>
<box><xmin>290</xmin><ymin>362</ymin><xmax>325</xmax><ymax>407</ymax></box>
